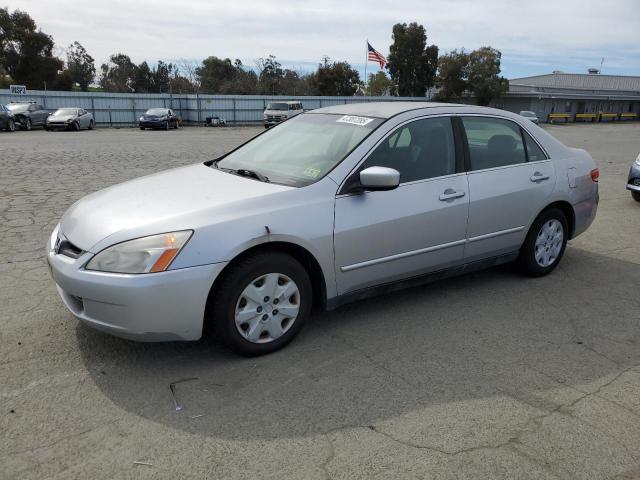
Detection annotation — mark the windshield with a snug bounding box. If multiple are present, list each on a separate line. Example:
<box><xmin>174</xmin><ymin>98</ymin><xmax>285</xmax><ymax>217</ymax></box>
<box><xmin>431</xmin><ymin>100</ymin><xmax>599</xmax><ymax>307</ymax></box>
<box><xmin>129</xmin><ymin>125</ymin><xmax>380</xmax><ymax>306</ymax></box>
<box><xmin>266</xmin><ymin>103</ymin><xmax>288</xmax><ymax>111</ymax></box>
<box><xmin>6</xmin><ymin>104</ymin><xmax>29</xmax><ymax>113</ymax></box>
<box><xmin>217</xmin><ymin>113</ymin><xmax>383</xmax><ymax>187</ymax></box>
<box><xmin>54</xmin><ymin>108</ymin><xmax>78</xmax><ymax>115</ymax></box>
<box><xmin>145</xmin><ymin>108</ymin><xmax>168</xmax><ymax>116</ymax></box>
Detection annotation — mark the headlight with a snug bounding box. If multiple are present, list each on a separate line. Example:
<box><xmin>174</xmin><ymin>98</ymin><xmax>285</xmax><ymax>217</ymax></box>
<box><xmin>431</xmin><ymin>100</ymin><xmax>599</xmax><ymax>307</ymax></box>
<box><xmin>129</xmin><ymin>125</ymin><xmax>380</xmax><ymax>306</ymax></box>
<box><xmin>85</xmin><ymin>231</ymin><xmax>192</xmax><ymax>274</ymax></box>
<box><xmin>66</xmin><ymin>118</ymin><xmax>73</xmax><ymax>123</ymax></box>
<box><xmin>139</xmin><ymin>116</ymin><xmax>144</xmax><ymax>121</ymax></box>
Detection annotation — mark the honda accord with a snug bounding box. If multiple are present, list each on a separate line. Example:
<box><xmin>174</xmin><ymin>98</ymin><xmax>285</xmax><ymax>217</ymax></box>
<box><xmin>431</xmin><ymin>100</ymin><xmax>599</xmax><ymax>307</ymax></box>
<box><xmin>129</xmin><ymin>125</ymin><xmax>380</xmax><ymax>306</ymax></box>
<box><xmin>48</xmin><ymin>102</ymin><xmax>599</xmax><ymax>356</ymax></box>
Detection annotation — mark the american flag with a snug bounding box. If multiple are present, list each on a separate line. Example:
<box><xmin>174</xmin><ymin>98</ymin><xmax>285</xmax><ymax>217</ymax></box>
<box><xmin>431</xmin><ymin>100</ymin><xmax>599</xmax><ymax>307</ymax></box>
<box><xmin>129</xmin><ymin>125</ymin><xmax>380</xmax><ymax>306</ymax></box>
<box><xmin>367</xmin><ymin>42</ymin><xmax>386</xmax><ymax>68</ymax></box>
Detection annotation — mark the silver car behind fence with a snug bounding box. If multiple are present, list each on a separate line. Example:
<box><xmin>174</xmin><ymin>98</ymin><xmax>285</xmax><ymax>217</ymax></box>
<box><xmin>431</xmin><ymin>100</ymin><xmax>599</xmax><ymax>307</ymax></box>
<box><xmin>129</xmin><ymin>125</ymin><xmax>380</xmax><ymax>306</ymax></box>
<box><xmin>48</xmin><ymin>102</ymin><xmax>599</xmax><ymax>356</ymax></box>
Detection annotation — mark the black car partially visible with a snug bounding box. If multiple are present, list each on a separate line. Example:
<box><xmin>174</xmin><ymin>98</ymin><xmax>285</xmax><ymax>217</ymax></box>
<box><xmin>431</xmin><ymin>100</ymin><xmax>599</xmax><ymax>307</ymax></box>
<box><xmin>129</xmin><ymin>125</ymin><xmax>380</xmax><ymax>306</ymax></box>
<box><xmin>0</xmin><ymin>105</ymin><xmax>16</xmax><ymax>132</ymax></box>
<box><xmin>5</xmin><ymin>102</ymin><xmax>49</xmax><ymax>130</ymax></box>
<box><xmin>139</xmin><ymin>108</ymin><xmax>180</xmax><ymax>130</ymax></box>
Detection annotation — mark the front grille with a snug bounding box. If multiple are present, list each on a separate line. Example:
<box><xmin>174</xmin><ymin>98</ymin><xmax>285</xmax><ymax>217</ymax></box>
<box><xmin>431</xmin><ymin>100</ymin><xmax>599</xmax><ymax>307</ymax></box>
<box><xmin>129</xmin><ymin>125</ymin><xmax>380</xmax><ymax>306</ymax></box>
<box><xmin>57</xmin><ymin>239</ymin><xmax>83</xmax><ymax>258</ymax></box>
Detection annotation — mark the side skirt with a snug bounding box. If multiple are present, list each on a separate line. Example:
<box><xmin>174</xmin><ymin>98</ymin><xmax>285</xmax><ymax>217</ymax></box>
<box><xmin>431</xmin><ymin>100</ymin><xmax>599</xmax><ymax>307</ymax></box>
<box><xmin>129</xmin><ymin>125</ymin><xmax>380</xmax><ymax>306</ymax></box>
<box><xmin>325</xmin><ymin>252</ymin><xmax>519</xmax><ymax>311</ymax></box>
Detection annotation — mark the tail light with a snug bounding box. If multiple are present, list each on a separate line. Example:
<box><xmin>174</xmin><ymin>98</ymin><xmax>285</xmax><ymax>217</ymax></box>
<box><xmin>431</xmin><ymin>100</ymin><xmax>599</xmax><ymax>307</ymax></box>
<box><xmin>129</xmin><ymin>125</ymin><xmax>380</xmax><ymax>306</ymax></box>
<box><xmin>590</xmin><ymin>168</ymin><xmax>599</xmax><ymax>182</ymax></box>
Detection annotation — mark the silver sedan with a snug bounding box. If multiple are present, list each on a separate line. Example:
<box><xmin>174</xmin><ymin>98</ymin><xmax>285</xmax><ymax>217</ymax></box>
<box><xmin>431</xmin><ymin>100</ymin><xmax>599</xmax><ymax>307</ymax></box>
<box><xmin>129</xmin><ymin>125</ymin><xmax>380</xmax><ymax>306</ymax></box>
<box><xmin>46</xmin><ymin>108</ymin><xmax>95</xmax><ymax>131</ymax></box>
<box><xmin>47</xmin><ymin>102</ymin><xmax>599</xmax><ymax>356</ymax></box>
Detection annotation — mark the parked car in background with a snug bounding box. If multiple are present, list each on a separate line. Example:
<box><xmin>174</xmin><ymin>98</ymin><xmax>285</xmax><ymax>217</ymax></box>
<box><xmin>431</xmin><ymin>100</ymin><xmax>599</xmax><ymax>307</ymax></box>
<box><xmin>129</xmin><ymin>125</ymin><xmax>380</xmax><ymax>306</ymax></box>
<box><xmin>47</xmin><ymin>102</ymin><xmax>599</xmax><ymax>356</ymax></box>
<box><xmin>263</xmin><ymin>101</ymin><xmax>303</xmax><ymax>128</ymax></box>
<box><xmin>519</xmin><ymin>111</ymin><xmax>540</xmax><ymax>124</ymax></box>
<box><xmin>46</xmin><ymin>108</ymin><xmax>95</xmax><ymax>131</ymax></box>
<box><xmin>628</xmin><ymin>154</ymin><xmax>640</xmax><ymax>202</ymax></box>
<box><xmin>0</xmin><ymin>105</ymin><xmax>16</xmax><ymax>132</ymax></box>
<box><xmin>206</xmin><ymin>116</ymin><xmax>226</xmax><ymax>127</ymax></box>
<box><xmin>5</xmin><ymin>102</ymin><xmax>49</xmax><ymax>130</ymax></box>
<box><xmin>139</xmin><ymin>108</ymin><xmax>180</xmax><ymax>130</ymax></box>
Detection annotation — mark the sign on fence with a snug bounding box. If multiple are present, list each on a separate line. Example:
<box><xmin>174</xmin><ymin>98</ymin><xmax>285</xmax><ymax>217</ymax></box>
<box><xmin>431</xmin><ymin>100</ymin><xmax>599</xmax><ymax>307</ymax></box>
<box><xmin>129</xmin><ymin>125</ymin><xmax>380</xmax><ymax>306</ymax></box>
<box><xmin>9</xmin><ymin>85</ymin><xmax>27</xmax><ymax>95</ymax></box>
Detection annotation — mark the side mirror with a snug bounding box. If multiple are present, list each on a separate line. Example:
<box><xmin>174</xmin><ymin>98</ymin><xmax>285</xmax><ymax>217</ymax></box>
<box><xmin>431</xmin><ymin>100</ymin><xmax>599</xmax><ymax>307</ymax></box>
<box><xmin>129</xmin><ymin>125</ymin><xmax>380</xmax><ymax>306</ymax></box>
<box><xmin>359</xmin><ymin>166</ymin><xmax>400</xmax><ymax>191</ymax></box>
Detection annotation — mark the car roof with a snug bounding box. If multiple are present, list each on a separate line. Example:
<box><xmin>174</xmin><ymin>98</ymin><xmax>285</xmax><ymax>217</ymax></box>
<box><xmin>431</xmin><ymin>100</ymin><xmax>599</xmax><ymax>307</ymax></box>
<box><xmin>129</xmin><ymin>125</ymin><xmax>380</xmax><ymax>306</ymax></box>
<box><xmin>311</xmin><ymin>101</ymin><xmax>473</xmax><ymax>119</ymax></box>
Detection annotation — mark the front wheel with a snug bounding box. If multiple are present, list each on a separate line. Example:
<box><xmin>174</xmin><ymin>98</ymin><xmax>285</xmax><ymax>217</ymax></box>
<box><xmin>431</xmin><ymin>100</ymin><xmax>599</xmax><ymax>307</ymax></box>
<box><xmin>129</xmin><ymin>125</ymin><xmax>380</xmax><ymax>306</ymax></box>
<box><xmin>24</xmin><ymin>118</ymin><xmax>32</xmax><ymax>131</ymax></box>
<box><xmin>518</xmin><ymin>208</ymin><xmax>568</xmax><ymax>277</ymax></box>
<box><xmin>208</xmin><ymin>252</ymin><xmax>312</xmax><ymax>356</ymax></box>
<box><xmin>73</xmin><ymin>121</ymin><xmax>80</xmax><ymax>131</ymax></box>
<box><xmin>6</xmin><ymin>119</ymin><xmax>15</xmax><ymax>132</ymax></box>
<box><xmin>632</xmin><ymin>192</ymin><xmax>640</xmax><ymax>202</ymax></box>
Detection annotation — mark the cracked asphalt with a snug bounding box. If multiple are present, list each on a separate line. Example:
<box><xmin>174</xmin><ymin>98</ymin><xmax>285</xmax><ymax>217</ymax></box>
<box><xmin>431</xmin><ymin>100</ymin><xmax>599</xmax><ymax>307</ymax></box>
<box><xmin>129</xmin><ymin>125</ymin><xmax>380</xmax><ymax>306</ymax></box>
<box><xmin>1</xmin><ymin>123</ymin><xmax>639</xmax><ymax>479</ymax></box>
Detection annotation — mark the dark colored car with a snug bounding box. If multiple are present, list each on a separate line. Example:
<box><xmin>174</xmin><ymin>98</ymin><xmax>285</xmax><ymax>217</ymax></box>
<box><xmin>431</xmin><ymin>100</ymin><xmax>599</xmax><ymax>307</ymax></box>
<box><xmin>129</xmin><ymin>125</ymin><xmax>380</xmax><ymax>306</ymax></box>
<box><xmin>139</xmin><ymin>108</ymin><xmax>180</xmax><ymax>130</ymax></box>
<box><xmin>5</xmin><ymin>102</ymin><xmax>49</xmax><ymax>130</ymax></box>
<box><xmin>628</xmin><ymin>155</ymin><xmax>640</xmax><ymax>202</ymax></box>
<box><xmin>0</xmin><ymin>105</ymin><xmax>16</xmax><ymax>132</ymax></box>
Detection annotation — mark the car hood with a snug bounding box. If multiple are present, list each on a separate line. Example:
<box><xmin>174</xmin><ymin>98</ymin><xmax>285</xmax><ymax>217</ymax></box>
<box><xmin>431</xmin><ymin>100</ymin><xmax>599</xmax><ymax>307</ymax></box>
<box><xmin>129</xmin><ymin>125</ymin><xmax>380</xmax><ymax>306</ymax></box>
<box><xmin>49</xmin><ymin>114</ymin><xmax>76</xmax><ymax>122</ymax></box>
<box><xmin>60</xmin><ymin>164</ymin><xmax>292</xmax><ymax>252</ymax></box>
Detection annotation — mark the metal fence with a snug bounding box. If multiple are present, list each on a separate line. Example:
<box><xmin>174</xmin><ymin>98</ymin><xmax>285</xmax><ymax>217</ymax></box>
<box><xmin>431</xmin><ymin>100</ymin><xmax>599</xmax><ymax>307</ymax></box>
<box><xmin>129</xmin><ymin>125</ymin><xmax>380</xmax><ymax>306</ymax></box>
<box><xmin>0</xmin><ymin>90</ymin><xmax>426</xmax><ymax>126</ymax></box>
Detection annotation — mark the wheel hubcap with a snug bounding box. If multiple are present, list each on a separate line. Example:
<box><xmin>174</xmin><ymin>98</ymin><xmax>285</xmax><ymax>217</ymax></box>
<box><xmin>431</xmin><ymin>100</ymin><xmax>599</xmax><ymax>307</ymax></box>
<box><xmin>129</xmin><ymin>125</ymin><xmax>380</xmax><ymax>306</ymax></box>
<box><xmin>234</xmin><ymin>273</ymin><xmax>300</xmax><ymax>344</ymax></box>
<box><xmin>534</xmin><ymin>219</ymin><xmax>564</xmax><ymax>267</ymax></box>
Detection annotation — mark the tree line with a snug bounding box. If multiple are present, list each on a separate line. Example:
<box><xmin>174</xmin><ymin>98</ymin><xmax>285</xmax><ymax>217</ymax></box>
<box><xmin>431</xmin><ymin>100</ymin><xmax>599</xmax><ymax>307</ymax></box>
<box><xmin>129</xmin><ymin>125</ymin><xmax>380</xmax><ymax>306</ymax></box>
<box><xmin>0</xmin><ymin>8</ymin><xmax>508</xmax><ymax>105</ymax></box>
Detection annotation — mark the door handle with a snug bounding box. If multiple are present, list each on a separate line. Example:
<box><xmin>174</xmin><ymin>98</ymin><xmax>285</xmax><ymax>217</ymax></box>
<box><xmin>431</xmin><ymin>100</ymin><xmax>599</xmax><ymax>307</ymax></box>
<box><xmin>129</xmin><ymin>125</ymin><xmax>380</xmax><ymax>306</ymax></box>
<box><xmin>530</xmin><ymin>172</ymin><xmax>550</xmax><ymax>182</ymax></box>
<box><xmin>439</xmin><ymin>189</ymin><xmax>466</xmax><ymax>201</ymax></box>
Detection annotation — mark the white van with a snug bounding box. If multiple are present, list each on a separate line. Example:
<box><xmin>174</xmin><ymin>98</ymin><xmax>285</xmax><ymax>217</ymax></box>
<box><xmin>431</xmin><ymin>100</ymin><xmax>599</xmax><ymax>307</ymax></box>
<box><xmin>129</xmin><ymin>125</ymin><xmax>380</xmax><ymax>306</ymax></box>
<box><xmin>263</xmin><ymin>101</ymin><xmax>303</xmax><ymax>128</ymax></box>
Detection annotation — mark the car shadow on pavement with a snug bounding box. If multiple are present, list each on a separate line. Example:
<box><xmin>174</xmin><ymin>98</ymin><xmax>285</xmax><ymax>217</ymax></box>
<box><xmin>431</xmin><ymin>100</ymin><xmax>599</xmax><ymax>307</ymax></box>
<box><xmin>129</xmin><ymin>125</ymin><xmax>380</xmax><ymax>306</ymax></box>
<box><xmin>76</xmin><ymin>247</ymin><xmax>640</xmax><ymax>441</ymax></box>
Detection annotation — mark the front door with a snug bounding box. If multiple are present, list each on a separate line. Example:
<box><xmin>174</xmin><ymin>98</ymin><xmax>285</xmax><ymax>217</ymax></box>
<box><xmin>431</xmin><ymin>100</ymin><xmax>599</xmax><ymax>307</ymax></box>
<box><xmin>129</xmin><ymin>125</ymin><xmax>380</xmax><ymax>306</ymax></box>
<box><xmin>334</xmin><ymin>116</ymin><xmax>469</xmax><ymax>295</ymax></box>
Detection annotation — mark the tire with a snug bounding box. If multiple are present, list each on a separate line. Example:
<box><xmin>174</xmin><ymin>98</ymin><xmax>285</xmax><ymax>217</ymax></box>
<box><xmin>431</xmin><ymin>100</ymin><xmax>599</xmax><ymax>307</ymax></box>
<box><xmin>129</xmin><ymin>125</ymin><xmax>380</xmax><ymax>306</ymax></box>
<box><xmin>518</xmin><ymin>207</ymin><xmax>568</xmax><ymax>277</ymax></box>
<box><xmin>24</xmin><ymin>118</ymin><xmax>32</xmax><ymax>131</ymax></box>
<box><xmin>140</xmin><ymin>126</ymin><xmax>145</xmax><ymax>130</ymax></box>
<box><xmin>88</xmin><ymin>120</ymin><xmax>94</xmax><ymax>130</ymax></box>
<box><xmin>165</xmin><ymin>121</ymin><xmax>169</xmax><ymax>130</ymax></box>
<box><xmin>6</xmin><ymin>119</ymin><xmax>15</xmax><ymax>132</ymax></box>
<box><xmin>632</xmin><ymin>192</ymin><xmax>640</xmax><ymax>202</ymax></box>
<box><xmin>208</xmin><ymin>252</ymin><xmax>312</xmax><ymax>356</ymax></box>
<box><xmin>73</xmin><ymin>121</ymin><xmax>80</xmax><ymax>131</ymax></box>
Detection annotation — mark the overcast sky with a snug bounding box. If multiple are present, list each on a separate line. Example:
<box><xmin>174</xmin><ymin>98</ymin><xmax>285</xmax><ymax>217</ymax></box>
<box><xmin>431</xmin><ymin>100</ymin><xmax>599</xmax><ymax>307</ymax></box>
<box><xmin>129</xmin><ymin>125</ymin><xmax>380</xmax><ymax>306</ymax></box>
<box><xmin>6</xmin><ymin>0</ymin><xmax>640</xmax><ymax>79</ymax></box>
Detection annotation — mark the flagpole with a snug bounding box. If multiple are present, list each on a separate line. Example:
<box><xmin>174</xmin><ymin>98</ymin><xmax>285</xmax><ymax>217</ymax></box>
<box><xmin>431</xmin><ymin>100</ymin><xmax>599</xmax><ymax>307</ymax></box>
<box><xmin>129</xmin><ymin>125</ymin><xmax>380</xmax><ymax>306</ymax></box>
<box><xmin>364</xmin><ymin>39</ymin><xmax>368</xmax><ymax>96</ymax></box>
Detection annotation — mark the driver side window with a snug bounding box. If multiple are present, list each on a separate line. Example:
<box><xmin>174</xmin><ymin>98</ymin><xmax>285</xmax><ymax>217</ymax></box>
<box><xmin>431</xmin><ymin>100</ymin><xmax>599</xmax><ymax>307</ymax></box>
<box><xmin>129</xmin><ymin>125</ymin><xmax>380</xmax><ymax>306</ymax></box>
<box><xmin>361</xmin><ymin>117</ymin><xmax>456</xmax><ymax>183</ymax></box>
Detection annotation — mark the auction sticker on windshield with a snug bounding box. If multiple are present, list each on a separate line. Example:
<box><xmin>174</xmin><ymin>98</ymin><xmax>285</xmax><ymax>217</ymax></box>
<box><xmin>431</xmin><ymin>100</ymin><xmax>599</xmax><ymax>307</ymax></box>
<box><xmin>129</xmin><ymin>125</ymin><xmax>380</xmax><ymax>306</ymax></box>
<box><xmin>336</xmin><ymin>115</ymin><xmax>374</xmax><ymax>126</ymax></box>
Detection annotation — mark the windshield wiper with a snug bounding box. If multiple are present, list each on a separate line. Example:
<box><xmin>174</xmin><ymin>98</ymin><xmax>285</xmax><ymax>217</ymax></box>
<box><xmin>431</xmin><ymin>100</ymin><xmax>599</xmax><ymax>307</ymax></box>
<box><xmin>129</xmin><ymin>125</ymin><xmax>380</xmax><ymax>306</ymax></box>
<box><xmin>234</xmin><ymin>169</ymin><xmax>270</xmax><ymax>183</ymax></box>
<box><xmin>210</xmin><ymin>161</ymin><xmax>269</xmax><ymax>183</ymax></box>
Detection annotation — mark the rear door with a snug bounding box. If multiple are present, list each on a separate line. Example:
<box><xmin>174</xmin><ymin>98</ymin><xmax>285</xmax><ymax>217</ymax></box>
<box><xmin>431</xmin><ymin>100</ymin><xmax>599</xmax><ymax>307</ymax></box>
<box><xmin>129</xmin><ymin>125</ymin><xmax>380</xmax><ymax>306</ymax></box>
<box><xmin>460</xmin><ymin>116</ymin><xmax>555</xmax><ymax>262</ymax></box>
<box><xmin>334</xmin><ymin>115</ymin><xmax>469</xmax><ymax>294</ymax></box>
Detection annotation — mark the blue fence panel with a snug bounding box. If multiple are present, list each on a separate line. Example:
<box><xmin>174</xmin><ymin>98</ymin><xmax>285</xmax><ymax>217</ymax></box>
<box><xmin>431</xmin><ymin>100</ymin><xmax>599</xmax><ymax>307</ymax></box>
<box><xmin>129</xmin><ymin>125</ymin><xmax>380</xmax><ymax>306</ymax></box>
<box><xmin>0</xmin><ymin>89</ymin><xmax>426</xmax><ymax>126</ymax></box>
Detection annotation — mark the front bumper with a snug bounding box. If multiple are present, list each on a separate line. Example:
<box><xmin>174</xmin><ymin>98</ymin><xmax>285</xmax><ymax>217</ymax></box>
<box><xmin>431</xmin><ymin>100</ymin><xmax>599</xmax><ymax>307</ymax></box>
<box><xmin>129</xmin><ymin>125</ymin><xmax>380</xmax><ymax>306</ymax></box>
<box><xmin>47</xmin><ymin>237</ymin><xmax>227</xmax><ymax>342</ymax></box>
<box><xmin>140</xmin><ymin>120</ymin><xmax>167</xmax><ymax>128</ymax></box>
<box><xmin>47</xmin><ymin>122</ymin><xmax>73</xmax><ymax>130</ymax></box>
<box><xmin>627</xmin><ymin>164</ymin><xmax>640</xmax><ymax>192</ymax></box>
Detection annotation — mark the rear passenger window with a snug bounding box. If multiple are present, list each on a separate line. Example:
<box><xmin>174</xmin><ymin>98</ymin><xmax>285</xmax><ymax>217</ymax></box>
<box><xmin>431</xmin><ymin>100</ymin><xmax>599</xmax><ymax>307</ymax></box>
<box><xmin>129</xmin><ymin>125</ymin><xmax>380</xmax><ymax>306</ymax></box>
<box><xmin>362</xmin><ymin>117</ymin><xmax>456</xmax><ymax>183</ymax></box>
<box><xmin>523</xmin><ymin>130</ymin><xmax>548</xmax><ymax>162</ymax></box>
<box><xmin>462</xmin><ymin>117</ymin><xmax>526</xmax><ymax>170</ymax></box>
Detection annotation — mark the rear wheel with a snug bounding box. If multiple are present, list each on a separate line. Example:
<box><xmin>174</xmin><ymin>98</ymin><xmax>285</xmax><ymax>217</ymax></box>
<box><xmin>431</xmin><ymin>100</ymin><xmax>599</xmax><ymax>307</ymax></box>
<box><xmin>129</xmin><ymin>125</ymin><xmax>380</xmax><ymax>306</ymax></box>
<box><xmin>632</xmin><ymin>192</ymin><xmax>640</xmax><ymax>202</ymax></box>
<box><xmin>208</xmin><ymin>252</ymin><xmax>312</xmax><ymax>356</ymax></box>
<box><xmin>518</xmin><ymin>208</ymin><xmax>568</xmax><ymax>277</ymax></box>
<box><xmin>88</xmin><ymin>120</ymin><xmax>94</xmax><ymax>130</ymax></box>
<box><xmin>139</xmin><ymin>126</ymin><xmax>145</xmax><ymax>130</ymax></box>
